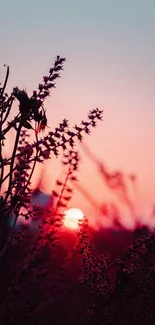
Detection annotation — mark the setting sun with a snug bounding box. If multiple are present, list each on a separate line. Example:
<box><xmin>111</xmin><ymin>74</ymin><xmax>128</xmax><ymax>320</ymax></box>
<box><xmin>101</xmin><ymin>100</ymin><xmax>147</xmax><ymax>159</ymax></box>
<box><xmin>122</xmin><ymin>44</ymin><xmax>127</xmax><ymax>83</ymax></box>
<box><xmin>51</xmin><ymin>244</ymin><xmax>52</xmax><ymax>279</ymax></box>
<box><xmin>63</xmin><ymin>208</ymin><xmax>84</xmax><ymax>230</ymax></box>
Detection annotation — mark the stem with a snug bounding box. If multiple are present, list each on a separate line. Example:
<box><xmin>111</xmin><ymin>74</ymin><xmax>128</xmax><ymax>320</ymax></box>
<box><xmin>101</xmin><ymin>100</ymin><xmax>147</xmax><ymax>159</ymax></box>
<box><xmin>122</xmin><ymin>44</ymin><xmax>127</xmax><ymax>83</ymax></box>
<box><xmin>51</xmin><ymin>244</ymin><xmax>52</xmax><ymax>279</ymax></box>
<box><xmin>21</xmin><ymin>130</ymin><xmax>39</xmax><ymax>196</ymax></box>
<box><xmin>0</xmin><ymin>143</ymin><xmax>38</xmax><ymax>259</ymax></box>
<box><xmin>0</xmin><ymin>214</ymin><xmax>18</xmax><ymax>260</ymax></box>
<box><xmin>2</xmin><ymin>113</ymin><xmax>21</xmax><ymax>136</ymax></box>
<box><xmin>0</xmin><ymin>65</ymin><xmax>9</xmax><ymax>98</ymax></box>
<box><xmin>2</xmin><ymin>96</ymin><xmax>14</xmax><ymax>125</ymax></box>
<box><xmin>1</xmin><ymin>154</ymin><xmax>36</xmax><ymax>185</ymax></box>
<box><xmin>3</xmin><ymin>120</ymin><xmax>22</xmax><ymax>205</ymax></box>
<box><xmin>0</xmin><ymin>149</ymin><xmax>4</xmax><ymax>192</ymax></box>
<box><xmin>1</xmin><ymin>166</ymin><xmax>17</xmax><ymax>185</ymax></box>
<box><xmin>0</xmin><ymin>67</ymin><xmax>10</xmax><ymax>191</ymax></box>
<box><xmin>55</xmin><ymin>167</ymin><xmax>71</xmax><ymax>215</ymax></box>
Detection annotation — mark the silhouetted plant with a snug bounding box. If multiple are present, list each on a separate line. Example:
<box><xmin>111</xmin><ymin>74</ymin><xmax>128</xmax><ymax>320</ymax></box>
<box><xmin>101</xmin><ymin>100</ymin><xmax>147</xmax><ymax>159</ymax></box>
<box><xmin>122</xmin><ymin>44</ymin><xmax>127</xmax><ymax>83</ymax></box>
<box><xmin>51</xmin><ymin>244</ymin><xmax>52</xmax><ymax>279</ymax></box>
<box><xmin>1</xmin><ymin>54</ymin><xmax>153</xmax><ymax>325</ymax></box>
<box><xmin>53</xmin><ymin>150</ymin><xmax>79</xmax><ymax>212</ymax></box>
<box><xmin>0</xmin><ymin>57</ymin><xmax>103</xmax><ymax>257</ymax></box>
<box><xmin>80</xmin><ymin>142</ymin><xmax>138</xmax><ymax>225</ymax></box>
<box><xmin>37</xmin><ymin>149</ymin><xmax>80</xmax><ymax>250</ymax></box>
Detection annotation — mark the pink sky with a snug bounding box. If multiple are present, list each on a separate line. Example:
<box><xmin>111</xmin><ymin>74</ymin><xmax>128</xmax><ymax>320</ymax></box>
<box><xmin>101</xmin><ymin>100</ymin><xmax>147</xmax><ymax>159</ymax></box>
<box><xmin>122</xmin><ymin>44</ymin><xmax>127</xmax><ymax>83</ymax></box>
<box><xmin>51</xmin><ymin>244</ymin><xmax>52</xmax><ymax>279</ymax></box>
<box><xmin>1</xmin><ymin>0</ymin><xmax>155</xmax><ymax>228</ymax></box>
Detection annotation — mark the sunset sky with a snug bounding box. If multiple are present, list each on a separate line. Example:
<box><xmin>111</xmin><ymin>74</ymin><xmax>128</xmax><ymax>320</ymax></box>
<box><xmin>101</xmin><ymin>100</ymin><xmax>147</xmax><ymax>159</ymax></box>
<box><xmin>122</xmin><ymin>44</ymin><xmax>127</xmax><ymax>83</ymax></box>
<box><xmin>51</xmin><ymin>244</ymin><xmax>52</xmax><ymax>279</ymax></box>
<box><xmin>1</xmin><ymin>0</ymin><xmax>155</xmax><ymax>228</ymax></box>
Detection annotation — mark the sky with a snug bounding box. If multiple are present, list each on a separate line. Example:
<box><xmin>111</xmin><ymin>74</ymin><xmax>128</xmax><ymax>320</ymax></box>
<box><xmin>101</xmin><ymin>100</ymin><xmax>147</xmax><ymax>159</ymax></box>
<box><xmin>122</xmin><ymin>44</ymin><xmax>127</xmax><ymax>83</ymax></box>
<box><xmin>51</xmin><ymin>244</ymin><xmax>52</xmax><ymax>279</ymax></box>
<box><xmin>1</xmin><ymin>0</ymin><xmax>155</xmax><ymax>228</ymax></box>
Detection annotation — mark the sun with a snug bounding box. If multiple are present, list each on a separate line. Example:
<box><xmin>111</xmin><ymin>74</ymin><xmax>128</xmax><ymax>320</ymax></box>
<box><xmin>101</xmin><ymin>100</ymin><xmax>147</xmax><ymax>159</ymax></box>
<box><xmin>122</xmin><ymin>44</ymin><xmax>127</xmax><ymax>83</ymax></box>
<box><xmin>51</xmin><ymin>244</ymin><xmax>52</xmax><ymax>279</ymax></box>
<box><xmin>63</xmin><ymin>208</ymin><xmax>84</xmax><ymax>230</ymax></box>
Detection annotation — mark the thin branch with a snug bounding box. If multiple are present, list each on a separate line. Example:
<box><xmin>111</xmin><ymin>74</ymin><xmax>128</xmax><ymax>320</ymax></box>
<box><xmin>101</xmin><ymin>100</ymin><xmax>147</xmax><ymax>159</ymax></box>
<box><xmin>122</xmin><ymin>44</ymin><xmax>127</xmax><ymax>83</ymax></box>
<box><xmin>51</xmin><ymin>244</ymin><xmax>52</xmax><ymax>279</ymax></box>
<box><xmin>55</xmin><ymin>166</ymin><xmax>71</xmax><ymax>215</ymax></box>
<box><xmin>0</xmin><ymin>65</ymin><xmax>9</xmax><ymax>98</ymax></box>
<box><xmin>2</xmin><ymin>113</ymin><xmax>21</xmax><ymax>136</ymax></box>
<box><xmin>0</xmin><ymin>214</ymin><xmax>17</xmax><ymax>260</ymax></box>
<box><xmin>0</xmin><ymin>67</ymin><xmax>10</xmax><ymax>190</ymax></box>
<box><xmin>2</xmin><ymin>96</ymin><xmax>14</xmax><ymax>125</ymax></box>
<box><xmin>3</xmin><ymin>120</ymin><xmax>22</xmax><ymax>205</ymax></box>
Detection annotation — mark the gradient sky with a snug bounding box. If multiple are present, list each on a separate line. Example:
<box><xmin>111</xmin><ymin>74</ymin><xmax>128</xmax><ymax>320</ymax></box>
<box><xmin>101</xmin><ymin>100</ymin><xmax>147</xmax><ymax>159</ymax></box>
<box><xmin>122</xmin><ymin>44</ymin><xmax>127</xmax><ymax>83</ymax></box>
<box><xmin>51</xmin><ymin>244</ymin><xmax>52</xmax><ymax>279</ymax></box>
<box><xmin>1</xmin><ymin>0</ymin><xmax>155</xmax><ymax>227</ymax></box>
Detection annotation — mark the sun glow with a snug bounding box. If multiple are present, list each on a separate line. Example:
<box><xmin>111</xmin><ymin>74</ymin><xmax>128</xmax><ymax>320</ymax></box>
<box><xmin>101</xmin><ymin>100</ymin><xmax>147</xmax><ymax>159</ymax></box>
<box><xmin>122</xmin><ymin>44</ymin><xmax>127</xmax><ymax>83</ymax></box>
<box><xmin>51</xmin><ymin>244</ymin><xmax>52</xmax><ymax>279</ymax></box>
<box><xmin>63</xmin><ymin>208</ymin><xmax>84</xmax><ymax>230</ymax></box>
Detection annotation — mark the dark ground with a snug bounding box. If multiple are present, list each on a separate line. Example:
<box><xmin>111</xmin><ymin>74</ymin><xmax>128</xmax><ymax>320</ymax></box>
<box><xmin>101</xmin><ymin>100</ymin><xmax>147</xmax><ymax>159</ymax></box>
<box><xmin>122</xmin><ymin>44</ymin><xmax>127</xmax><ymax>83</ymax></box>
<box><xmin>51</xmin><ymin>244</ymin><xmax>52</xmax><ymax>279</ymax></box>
<box><xmin>0</xmin><ymin>224</ymin><xmax>154</xmax><ymax>325</ymax></box>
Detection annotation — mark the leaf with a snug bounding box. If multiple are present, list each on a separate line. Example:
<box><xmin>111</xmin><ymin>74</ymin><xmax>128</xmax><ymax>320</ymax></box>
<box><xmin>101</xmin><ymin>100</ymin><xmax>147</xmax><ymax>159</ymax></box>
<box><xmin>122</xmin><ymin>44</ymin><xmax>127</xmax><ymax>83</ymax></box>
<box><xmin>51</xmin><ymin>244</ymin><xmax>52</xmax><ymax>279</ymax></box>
<box><xmin>57</xmin><ymin>201</ymin><xmax>66</xmax><ymax>208</ymax></box>
<box><xmin>77</xmin><ymin>133</ymin><xmax>83</xmax><ymax>141</ymax></box>
<box><xmin>63</xmin><ymin>196</ymin><xmax>71</xmax><ymax>201</ymax></box>
<box><xmin>61</xmin><ymin>143</ymin><xmax>67</xmax><ymax>150</ymax></box>
<box><xmin>23</xmin><ymin>121</ymin><xmax>33</xmax><ymax>129</ymax></box>
<box><xmin>46</xmin><ymin>83</ymin><xmax>55</xmax><ymax>89</ymax></box>
<box><xmin>54</xmin><ymin>65</ymin><xmax>63</xmax><ymax>72</ymax></box>
<box><xmin>49</xmin><ymin>73</ymin><xmax>60</xmax><ymax>81</ymax></box>
<box><xmin>67</xmin><ymin>130</ymin><xmax>75</xmax><ymax>137</ymax></box>
<box><xmin>69</xmin><ymin>138</ymin><xmax>75</xmax><ymax>148</ymax></box>
<box><xmin>66</xmin><ymin>187</ymin><xmax>72</xmax><ymax>193</ymax></box>
<box><xmin>52</xmin><ymin>190</ymin><xmax>59</xmax><ymax>197</ymax></box>
<box><xmin>70</xmin><ymin>176</ymin><xmax>77</xmax><ymax>181</ymax></box>
<box><xmin>34</xmin><ymin>111</ymin><xmax>42</xmax><ymax>122</ymax></box>
<box><xmin>53</xmin><ymin>147</ymin><xmax>59</xmax><ymax>157</ymax></box>
<box><xmin>74</xmin><ymin>125</ymin><xmax>83</xmax><ymax>132</ymax></box>
<box><xmin>56</xmin><ymin>180</ymin><xmax>63</xmax><ymax>186</ymax></box>
<box><xmin>62</xmin><ymin>161</ymin><xmax>68</xmax><ymax>165</ymax></box>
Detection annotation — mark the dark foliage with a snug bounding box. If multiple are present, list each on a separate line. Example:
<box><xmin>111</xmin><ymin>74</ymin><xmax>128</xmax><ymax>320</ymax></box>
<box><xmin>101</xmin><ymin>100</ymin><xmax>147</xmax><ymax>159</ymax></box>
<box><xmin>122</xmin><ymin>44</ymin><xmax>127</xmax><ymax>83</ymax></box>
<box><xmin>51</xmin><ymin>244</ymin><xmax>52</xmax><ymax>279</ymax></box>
<box><xmin>0</xmin><ymin>57</ymin><xmax>154</xmax><ymax>325</ymax></box>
